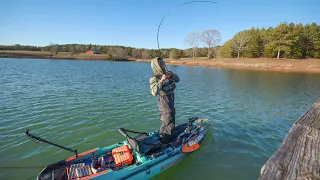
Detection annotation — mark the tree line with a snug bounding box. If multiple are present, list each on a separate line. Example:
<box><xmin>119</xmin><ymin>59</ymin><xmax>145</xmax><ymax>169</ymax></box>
<box><xmin>1</xmin><ymin>22</ymin><xmax>319</xmax><ymax>59</ymax></box>
<box><xmin>0</xmin><ymin>43</ymin><xmax>189</xmax><ymax>60</ymax></box>
<box><xmin>219</xmin><ymin>22</ymin><xmax>320</xmax><ymax>59</ymax></box>
<box><xmin>0</xmin><ymin>44</ymin><xmax>41</xmax><ymax>51</ymax></box>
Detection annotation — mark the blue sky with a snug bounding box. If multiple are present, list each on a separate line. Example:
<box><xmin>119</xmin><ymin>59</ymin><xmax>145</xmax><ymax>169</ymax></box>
<box><xmin>0</xmin><ymin>0</ymin><xmax>319</xmax><ymax>49</ymax></box>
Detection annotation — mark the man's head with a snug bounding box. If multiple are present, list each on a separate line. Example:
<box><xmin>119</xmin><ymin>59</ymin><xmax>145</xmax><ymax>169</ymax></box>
<box><xmin>157</xmin><ymin>57</ymin><xmax>165</xmax><ymax>70</ymax></box>
<box><xmin>151</xmin><ymin>57</ymin><xmax>166</xmax><ymax>75</ymax></box>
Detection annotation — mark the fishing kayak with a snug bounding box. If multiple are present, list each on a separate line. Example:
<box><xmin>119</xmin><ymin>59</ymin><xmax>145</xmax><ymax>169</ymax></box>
<box><xmin>29</xmin><ymin>117</ymin><xmax>211</xmax><ymax>180</ymax></box>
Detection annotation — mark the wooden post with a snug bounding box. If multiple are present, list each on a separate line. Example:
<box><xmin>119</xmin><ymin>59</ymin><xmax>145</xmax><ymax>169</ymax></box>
<box><xmin>260</xmin><ymin>99</ymin><xmax>320</xmax><ymax>180</ymax></box>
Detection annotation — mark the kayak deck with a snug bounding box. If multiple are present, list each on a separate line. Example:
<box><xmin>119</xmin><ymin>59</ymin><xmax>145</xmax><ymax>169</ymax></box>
<box><xmin>36</xmin><ymin>120</ymin><xmax>207</xmax><ymax>180</ymax></box>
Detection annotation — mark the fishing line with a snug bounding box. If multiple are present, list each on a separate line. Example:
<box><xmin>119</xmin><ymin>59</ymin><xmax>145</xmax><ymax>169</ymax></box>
<box><xmin>156</xmin><ymin>1</ymin><xmax>218</xmax><ymax>57</ymax></box>
<box><xmin>9</xmin><ymin>2</ymin><xmax>218</xmax><ymax>176</ymax></box>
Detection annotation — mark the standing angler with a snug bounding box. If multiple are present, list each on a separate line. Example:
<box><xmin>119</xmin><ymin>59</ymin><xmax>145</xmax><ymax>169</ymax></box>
<box><xmin>150</xmin><ymin>57</ymin><xmax>180</xmax><ymax>144</ymax></box>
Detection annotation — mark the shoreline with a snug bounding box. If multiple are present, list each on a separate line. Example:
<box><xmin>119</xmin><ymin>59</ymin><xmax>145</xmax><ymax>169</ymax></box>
<box><xmin>0</xmin><ymin>51</ymin><xmax>133</xmax><ymax>61</ymax></box>
<box><xmin>136</xmin><ymin>58</ymin><xmax>320</xmax><ymax>74</ymax></box>
<box><xmin>1</xmin><ymin>51</ymin><xmax>320</xmax><ymax>74</ymax></box>
<box><xmin>168</xmin><ymin>58</ymin><xmax>320</xmax><ymax>74</ymax></box>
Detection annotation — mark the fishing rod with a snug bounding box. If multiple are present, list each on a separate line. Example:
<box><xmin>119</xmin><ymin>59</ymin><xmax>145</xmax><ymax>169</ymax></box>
<box><xmin>0</xmin><ymin>164</ymin><xmax>124</xmax><ymax>169</ymax></box>
<box><xmin>156</xmin><ymin>1</ymin><xmax>218</xmax><ymax>57</ymax></box>
<box><xmin>25</xmin><ymin>129</ymin><xmax>78</xmax><ymax>157</ymax></box>
<box><xmin>0</xmin><ymin>166</ymin><xmax>66</xmax><ymax>169</ymax></box>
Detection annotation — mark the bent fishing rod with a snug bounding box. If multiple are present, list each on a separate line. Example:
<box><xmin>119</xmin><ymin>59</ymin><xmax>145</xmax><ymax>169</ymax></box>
<box><xmin>25</xmin><ymin>129</ymin><xmax>78</xmax><ymax>157</ymax></box>
<box><xmin>156</xmin><ymin>0</ymin><xmax>218</xmax><ymax>58</ymax></box>
<box><xmin>156</xmin><ymin>1</ymin><xmax>218</xmax><ymax>73</ymax></box>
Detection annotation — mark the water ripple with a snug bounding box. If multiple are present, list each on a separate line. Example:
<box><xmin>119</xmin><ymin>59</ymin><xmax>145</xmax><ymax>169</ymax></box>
<box><xmin>1</xmin><ymin>59</ymin><xmax>320</xmax><ymax>180</ymax></box>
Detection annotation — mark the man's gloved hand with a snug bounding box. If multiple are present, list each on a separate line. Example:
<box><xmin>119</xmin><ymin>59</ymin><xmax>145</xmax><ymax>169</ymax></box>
<box><xmin>161</xmin><ymin>74</ymin><xmax>167</xmax><ymax>81</ymax></box>
<box><xmin>167</xmin><ymin>71</ymin><xmax>173</xmax><ymax>78</ymax></box>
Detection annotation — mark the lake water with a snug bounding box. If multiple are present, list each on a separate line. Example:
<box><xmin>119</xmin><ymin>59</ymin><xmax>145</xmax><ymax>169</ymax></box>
<box><xmin>1</xmin><ymin>58</ymin><xmax>320</xmax><ymax>180</ymax></box>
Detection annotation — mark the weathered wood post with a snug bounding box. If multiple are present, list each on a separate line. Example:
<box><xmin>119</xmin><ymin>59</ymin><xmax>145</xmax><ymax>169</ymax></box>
<box><xmin>260</xmin><ymin>98</ymin><xmax>320</xmax><ymax>180</ymax></box>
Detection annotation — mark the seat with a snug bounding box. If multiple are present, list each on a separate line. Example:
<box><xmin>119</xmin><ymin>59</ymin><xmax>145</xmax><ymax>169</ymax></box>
<box><xmin>118</xmin><ymin>128</ymin><xmax>163</xmax><ymax>155</ymax></box>
<box><xmin>128</xmin><ymin>134</ymin><xmax>162</xmax><ymax>155</ymax></box>
<box><xmin>119</xmin><ymin>123</ymin><xmax>188</xmax><ymax>156</ymax></box>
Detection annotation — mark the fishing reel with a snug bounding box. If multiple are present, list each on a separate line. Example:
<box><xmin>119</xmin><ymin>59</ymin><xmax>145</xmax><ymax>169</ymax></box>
<box><xmin>184</xmin><ymin>116</ymin><xmax>199</xmax><ymax>134</ymax></box>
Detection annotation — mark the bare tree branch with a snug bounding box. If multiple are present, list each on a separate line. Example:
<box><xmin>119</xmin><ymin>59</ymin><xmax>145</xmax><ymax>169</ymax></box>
<box><xmin>110</xmin><ymin>47</ymin><xmax>126</xmax><ymax>59</ymax></box>
<box><xmin>185</xmin><ymin>32</ymin><xmax>199</xmax><ymax>58</ymax></box>
<box><xmin>141</xmin><ymin>49</ymin><xmax>150</xmax><ymax>59</ymax></box>
<box><xmin>49</xmin><ymin>43</ymin><xmax>59</xmax><ymax>57</ymax></box>
<box><xmin>200</xmin><ymin>30</ymin><xmax>221</xmax><ymax>59</ymax></box>
<box><xmin>232</xmin><ymin>31</ymin><xmax>251</xmax><ymax>58</ymax></box>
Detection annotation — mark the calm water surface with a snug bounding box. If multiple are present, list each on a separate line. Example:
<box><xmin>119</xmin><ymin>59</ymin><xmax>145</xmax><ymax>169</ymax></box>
<box><xmin>1</xmin><ymin>58</ymin><xmax>320</xmax><ymax>180</ymax></box>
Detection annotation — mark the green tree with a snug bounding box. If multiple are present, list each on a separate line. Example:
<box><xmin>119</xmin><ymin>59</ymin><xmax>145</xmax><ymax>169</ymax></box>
<box><xmin>270</xmin><ymin>22</ymin><xmax>292</xmax><ymax>59</ymax></box>
<box><xmin>220</xmin><ymin>40</ymin><xmax>235</xmax><ymax>58</ymax></box>
<box><xmin>286</xmin><ymin>23</ymin><xmax>303</xmax><ymax>59</ymax></box>
<box><xmin>303</xmin><ymin>23</ymin><xmax>320</xmax><ymax>58</ymax></box>
<box><xmin>243</xmin><ymin>28</ymin><xmax>261</xmax><ymax>58</ymax></box>
<box><xmin>259</xmin><ymin>27</ymin><xmax>271</xmax><ymax>57</ymax></box>
<box><xmin>169</xmin><ymin>49</ymin><xmax>183</xmax><ymax>59</ymax></box>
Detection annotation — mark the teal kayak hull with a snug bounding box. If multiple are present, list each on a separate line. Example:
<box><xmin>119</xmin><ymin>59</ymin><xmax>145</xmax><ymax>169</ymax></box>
<box><xmin>94</xmin><ymin>129</ymin><xmax>206</xmax><ymax>180</ymax></box>
<box><xmin>36</xmin><ymin>120</ymin><xmax>208</xmax><ymax>180</ymax></box>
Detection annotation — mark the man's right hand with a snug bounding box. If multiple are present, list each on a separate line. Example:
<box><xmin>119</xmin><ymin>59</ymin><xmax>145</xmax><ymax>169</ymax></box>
<box><xmin>161</xmin><ymin>74</ymin><xmax>167</xmax><ymax>81</ymax></box>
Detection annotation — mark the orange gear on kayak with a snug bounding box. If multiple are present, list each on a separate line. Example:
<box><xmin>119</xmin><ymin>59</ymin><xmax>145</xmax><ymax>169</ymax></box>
<box><xmin>112</xmin><ymin>145</ymin><xmax>133</xmax><ymax>167</ymax></box>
